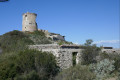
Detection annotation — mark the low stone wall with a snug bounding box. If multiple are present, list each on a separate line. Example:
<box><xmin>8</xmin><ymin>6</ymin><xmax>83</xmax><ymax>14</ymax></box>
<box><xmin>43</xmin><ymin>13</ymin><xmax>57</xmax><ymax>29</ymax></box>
<box><xmin>102</xmin><ymin>49</ymin><xmax>120</xmax><ymax>54</ymax></box>
<box><xmin>29</xmin><ymin>44</ymin><xmax>60</xmax><ymax>50</ymax></box>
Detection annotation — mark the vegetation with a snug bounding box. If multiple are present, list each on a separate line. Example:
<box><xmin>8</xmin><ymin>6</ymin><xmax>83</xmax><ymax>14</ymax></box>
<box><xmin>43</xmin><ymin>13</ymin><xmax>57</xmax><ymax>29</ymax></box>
<box><xmin>27</xmin><ymin>31</ymin><xmax>52</xmax><ymax>44</ymax></box>
<box><xmin>0</xmin><ymin>30</ymin><xmax>59</xmax><ymax>80</ymax></box>
<box><xmin>55</xmin><ymin>64</ymin><xmax>95</xmax><ymax>80</ymax></box>
<box><xmin>0</xmin><ymin>30</ymin><xmax>52</xmax><ymax>53</ymax></box>
<box><xmin>0</xmin><ymin>30</ymin><xmax>119</xmax><ymax>80</ymax></box>
<box><xmin>90</xmin><ymin>59</ymin><xmax>115</xmax><ymax>80</ymax></box>
<box><xmin>100</xmin><ymin>52</ymin><xmax>120</xmax><ymax>72</ymax></box>
<box><xmin>57</xmin><ymin>40</ymin><xmax>73</xmax><ymax>45</ymax></box>
<box><xmin>81</xmin><ymin>39</ymin><xmax>101</xmax><ymax>65</ymax></box>
<box><xmin>0</xmin><ymin>49</ymin><xmax>59</xmax><ymax>80</ymax></box>
<box><xmin>0</xmin><ymin>30</ymin><xmax>34</xmax><ymax>53</ymax></box>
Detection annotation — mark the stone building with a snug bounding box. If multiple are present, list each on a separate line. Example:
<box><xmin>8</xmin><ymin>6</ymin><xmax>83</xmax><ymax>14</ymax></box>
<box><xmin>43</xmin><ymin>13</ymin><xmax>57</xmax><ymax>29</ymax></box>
<box><xmin>101</xmin><ymin>47</ymin><xmax>120</xmax><ymax>54</ymax></box>
<box><xmin>29</xmin><ymin>44</ymin><xmax>82</xmax><ymax>69</ymax></box>
<box><xmin>47</xmin><ymin>33</ymin><xmax>65</xmax><ymax>41</ymax></box>
<box><xmin>22</xmin><ymin>12</ymin><xmax>38</xmax><ymax>32</ymax></box>
<box><xmin>29</xmin><ymin>44</ymin><xmax>120</xmax><ymax>69</ymax></box>
<box><xmin>22</xmin><ymin>12</ymin><xmax>120</xmax><ymax>69</ymax></box>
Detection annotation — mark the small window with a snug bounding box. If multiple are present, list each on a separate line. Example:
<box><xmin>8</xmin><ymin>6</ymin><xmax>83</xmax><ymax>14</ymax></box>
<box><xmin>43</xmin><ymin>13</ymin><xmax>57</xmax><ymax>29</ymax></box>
<box><xmin>113</xmin><ymin>51</ymin><xmax>116</xmax><ymax>53</ymax></box>
<box><xmin>103</xmin><ymin>51</ymin><xmax>106</xmax><ymax>53</ymax></box>
<box><xmin>25</xmin><ymin>15</ymin><xmax>27</xmax><ymax>17</ymax></box>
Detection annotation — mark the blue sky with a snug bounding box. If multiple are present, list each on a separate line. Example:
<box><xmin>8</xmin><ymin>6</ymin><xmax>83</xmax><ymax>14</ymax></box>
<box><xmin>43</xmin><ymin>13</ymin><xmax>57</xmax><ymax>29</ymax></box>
<box><xmin>0</xmin><ymin>0</ymin><xmax>119</xmax><ymax>48</ymax></box>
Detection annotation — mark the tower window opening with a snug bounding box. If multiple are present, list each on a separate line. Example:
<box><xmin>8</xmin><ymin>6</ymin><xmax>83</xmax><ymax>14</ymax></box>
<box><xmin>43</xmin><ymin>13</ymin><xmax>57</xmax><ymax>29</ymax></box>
<box><xmin>113</xmin><ymin>51</ymin><xmax>116</xmax><ymax>53</ymax></box>
<box><xmin>25</xmin><ymin>15</ymin><xmax>27</xmax><ymax>17</ymax></box>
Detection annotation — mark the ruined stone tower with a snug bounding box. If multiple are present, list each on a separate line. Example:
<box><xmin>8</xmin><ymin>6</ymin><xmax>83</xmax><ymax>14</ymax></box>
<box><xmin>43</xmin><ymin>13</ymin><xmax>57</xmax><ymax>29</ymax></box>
<box><xmin>22</xmin><ymin>12</ymin><xmax>38</xmax><ymax>32</ymax></box>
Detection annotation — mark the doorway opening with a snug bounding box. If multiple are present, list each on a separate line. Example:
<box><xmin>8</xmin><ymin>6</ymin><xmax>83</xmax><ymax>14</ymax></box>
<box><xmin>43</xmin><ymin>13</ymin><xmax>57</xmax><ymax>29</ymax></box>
<box><xmin>72</xmin><ymin>52</ymin><xmax>77</xmax><ymax>66</ymax></box>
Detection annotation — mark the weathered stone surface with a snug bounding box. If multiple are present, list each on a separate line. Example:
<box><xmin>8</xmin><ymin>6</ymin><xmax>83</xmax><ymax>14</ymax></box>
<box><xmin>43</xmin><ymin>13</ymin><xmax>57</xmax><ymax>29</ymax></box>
<box><xmin>22</xmin><ymin>12</ymin><xmax>38</xmax><ymax>32</ymax></box>
<box><xmin>29</xmin><ymin>44</ymin><xmax>83</xmax><ymax>69</ymax></box>
<box><xmin>102</xmin><ymin>49</ymin><xmax>120</xmax><ymax>54</ymax></box>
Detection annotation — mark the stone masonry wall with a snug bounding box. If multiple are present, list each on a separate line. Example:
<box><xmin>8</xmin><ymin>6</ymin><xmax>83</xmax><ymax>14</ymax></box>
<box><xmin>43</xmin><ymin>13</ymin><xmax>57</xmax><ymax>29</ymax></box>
<box><xmin>29</xmin><ymin>45</ymin><xmax>83</xmax><ymax>69</ymax></box>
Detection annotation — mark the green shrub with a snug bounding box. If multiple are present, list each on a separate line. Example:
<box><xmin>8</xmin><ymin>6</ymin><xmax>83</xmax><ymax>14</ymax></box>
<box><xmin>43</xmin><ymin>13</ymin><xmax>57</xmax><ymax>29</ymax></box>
<box><xmin>108</xmin><ymin>53</ymin><xmax>120</xmax><ymax>72</ymax></box>
<box><xmin>90</xmin><ymin>59</ymin><xmax>115</xmax><ymax>80</ymax></box>
<box><xmin>81</xmin><ymin>39</ymin><xmax>101</xmax><ymax>65</ymax></box>
<box><xmin>14</xmin><ymin>70</ymin><xmax>39</xmax><ymax>80</ymax></box>
<box><xmin>0</xmin><ymin>52</ymin><xmax>17</xmax><ymax>80</ymax></box>
<box><xmin>55</xmin><ymin>64</ymin><xmax>95</xmax><ymax>80</ymax></box>
<box><xmin>0</xmin><ymin>49</ymin><xmax>59</xmax><ymax>80</ymax></box>
<box><xmin>35</xmin><ymin>51</ymin><xmax>59</xmax><ymax>79</ymax></box>
<box><xmin>100</xmin><ymin>53</ymin><xmax>120</xmax><ymax>72</ymax></box>
<box><xmin>99</xmin><ymin>52</ymin><xmax>109</xmax><ymax>60</ymax></box>
<box><xmin>16</xmin><ymin>49</ymin><xmax>35</xmax><ymax>73</ymax></box>
<box><xmin>117</xmin><ymin>70</ymin><xmax>120</xmax><ymax>80</ymax></box>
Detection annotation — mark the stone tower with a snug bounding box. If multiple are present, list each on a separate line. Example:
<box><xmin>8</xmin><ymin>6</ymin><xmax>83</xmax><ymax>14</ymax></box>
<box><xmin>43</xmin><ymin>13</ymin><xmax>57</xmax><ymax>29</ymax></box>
<box><xmin>22</xmin><ymin>12</ymin><xmax>38</xmax><ymax>32</ymax></box>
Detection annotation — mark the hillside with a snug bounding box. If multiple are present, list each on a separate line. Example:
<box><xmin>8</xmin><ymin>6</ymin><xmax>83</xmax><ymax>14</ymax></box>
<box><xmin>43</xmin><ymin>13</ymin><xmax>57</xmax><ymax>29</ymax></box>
<box><xmin>0</xmin><ymin>30</ymin><xmax>51</xmax><ymax>53</ymax></box>
<box><xmin>0</xmin><ymin>30</ymin><xmax>120</xmax><ymax>80</ymax></box>
<box><xmin>0</xmin><ymin>30</ymin><xmax>60</xmax><ymax>80</ymax></box>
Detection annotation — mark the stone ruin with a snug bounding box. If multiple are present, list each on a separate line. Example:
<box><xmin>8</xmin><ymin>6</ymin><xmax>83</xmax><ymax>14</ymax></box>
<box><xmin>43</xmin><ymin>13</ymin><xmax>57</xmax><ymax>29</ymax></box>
<box><xmin>29</xmin><ymin>44</ymin><xmax>120</xmax><ymax>69</ymax></box>
<box><xmin>29</xmin><ymin>44</ymin><xmax>83</xmax><ymax>69</ymax></box>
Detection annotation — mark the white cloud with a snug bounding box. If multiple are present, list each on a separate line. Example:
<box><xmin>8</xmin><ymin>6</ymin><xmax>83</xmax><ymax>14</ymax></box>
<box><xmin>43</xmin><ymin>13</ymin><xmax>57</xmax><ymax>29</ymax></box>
<box><xmin>93</xmin><ymin>40</ymin><xmax>120</xmax><ymax>44</ymax></box>
<box><xmin>73</xmin><ymin>42</ymin><xmax>79</xmax><ymax>45</ymax></box>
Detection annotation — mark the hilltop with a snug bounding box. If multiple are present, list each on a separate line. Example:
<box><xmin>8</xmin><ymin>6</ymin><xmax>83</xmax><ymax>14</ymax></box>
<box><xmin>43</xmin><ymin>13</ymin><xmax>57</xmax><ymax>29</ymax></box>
<box><xmin>0</xmin><ymin>30</ymin><xmax>73</xmax><ymax>53</ymax></box>
<box><xmin>0</xmin><ymin>12</ymin><xmax>119</xmax><ymax>80</ymax></box>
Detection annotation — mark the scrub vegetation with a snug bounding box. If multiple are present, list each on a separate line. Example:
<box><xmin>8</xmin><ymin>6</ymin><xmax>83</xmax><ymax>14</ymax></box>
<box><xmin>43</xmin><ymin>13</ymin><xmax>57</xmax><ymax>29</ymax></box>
<box><xmin>0</xmin><ymin>30</ymin><xmax>119</xmax><ymax>80</ymax></box>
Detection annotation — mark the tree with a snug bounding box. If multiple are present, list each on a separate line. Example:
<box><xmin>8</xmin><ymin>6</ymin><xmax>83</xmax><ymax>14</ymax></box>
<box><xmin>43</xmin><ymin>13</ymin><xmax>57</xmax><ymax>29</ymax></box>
<box><xmin>81</xmin><ymin>39</ymin><xmax>101</xmax><ymax>65</ymax></box>
<box><xmin>84</xmin><ymin>39</ymin><xmax>93</xmax><ymax>46</ymax></box>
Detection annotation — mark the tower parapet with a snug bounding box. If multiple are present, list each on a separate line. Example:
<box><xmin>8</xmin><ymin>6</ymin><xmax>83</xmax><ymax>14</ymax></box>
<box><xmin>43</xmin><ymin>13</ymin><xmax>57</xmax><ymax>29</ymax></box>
<box><xmin>22</xmin><ymin>12</ymin><xmax>38</xmax><ymax>32</ymax></box>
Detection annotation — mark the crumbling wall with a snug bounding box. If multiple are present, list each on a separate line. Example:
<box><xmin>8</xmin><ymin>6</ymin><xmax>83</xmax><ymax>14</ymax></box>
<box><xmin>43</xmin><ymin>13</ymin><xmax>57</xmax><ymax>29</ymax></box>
<box><xmin>29</xmin><ymin>45</ymin><xmax>83</xmax><ymax>69</ymax></box>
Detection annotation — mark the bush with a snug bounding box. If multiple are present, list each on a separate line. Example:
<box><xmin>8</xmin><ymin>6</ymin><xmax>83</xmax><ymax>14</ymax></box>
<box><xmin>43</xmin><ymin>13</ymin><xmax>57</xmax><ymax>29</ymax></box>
<box><xmin>117</xmin><ymin>70</ymin><xmax>120</xmax><ymax>80</ymax></box>
<box><xmin>81</xmin><ymin>39</ymin><xmax>101</xmax><ymax>65</ymax></box>
<box><xmin>0</xmin><ymin>52</ymin><xmax>17</xmax><ymax>80</ymax></box>
<box><xmin>100</xmin><ymin>52</ymin><xmax>120</xmax><ymax>72</ymax></box>
<box><xmin>55</xmin><ymin>64</ymin><xmax>95</xmax><ymax>80</ymax></box>
<box><xmin>0</xmin><ymin>49</ymin><xmax>59</xmax><ymax>80</ymax></box>
<box><xmin>16</xmin><ymin>49</ymin><xmax>35</xmax><ymax>73</ymax></box>
<box><xmin>14</xmin><ymin>70</ymin><xmax>39</xmax><ymax>80</ymax></box>
<box><xmin>90</xmin><ymin>59</ymin><xmax>115</xmax><ymax>80</ymax></box>
<box><xmin>34</xmin><ymin>50</ymin><xmax>59</xmax><ymax>80</ymax></box>
<box><xmin>108</xmin><ymin>53</ymin><xmax>120</xmax><ymax>71</ymax></box>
